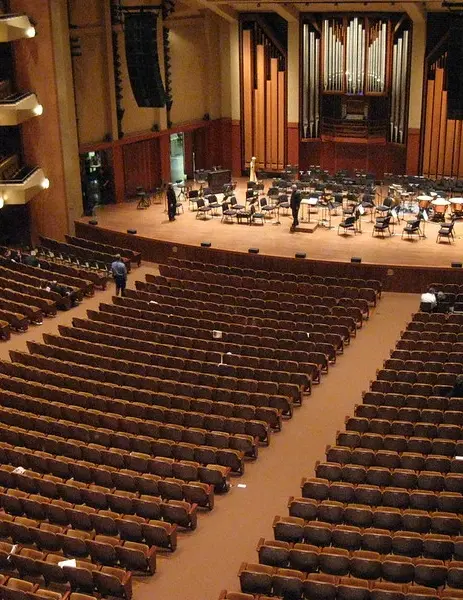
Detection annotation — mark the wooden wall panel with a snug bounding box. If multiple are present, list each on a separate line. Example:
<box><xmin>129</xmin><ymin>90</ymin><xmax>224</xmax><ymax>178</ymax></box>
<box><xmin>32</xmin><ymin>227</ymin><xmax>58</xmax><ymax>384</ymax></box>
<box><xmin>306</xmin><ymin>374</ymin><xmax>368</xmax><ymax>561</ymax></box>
<box><xmin>123</xmin><ymin>139</ymin><xmax>161</xmax><ymax>198</ymax></box>
<box><xmin>277</xmin><ymin>70</ymin><xmax>285</xmax><ymax>170</ymax></box>
<box><xmin>422</xmin><ymin>66</ymin><xmax>463</xmax><ymax>179</ymax></box>
<box><xmin>255</xmin><ymin>44</ymin><xmax>265</xmax><ymax>169</ymax></box>
<box><xmin>240</xmin><ymin>23</ymin><xmax>287</xmax><ymax>173</ymax></box>
<box><xmin>270</xmin><ymin>59</ymin><xmax>279</xmax><ymax>169</ymax></box>
<box><xmin>242</xmin><ymin>30</ymin><xmax>253</xmax><ymax>168</ymax></box>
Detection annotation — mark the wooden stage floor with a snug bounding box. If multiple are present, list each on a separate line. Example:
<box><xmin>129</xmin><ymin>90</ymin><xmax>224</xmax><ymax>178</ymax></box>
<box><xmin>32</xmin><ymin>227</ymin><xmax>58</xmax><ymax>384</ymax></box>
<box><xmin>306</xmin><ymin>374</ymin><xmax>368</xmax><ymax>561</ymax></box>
<box><xmin>81</xmin><ymin>181</ymin><xmax>462</xmax><ymax>269</ymax></box>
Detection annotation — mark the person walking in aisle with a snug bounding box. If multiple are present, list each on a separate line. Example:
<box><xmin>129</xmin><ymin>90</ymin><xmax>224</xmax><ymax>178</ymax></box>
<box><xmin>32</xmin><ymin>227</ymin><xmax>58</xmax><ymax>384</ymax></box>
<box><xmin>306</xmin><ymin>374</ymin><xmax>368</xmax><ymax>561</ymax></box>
<box><xmin>111</xmin><ymin>254</ymin><xmax>128</xmax><ymax>297</ymax></box>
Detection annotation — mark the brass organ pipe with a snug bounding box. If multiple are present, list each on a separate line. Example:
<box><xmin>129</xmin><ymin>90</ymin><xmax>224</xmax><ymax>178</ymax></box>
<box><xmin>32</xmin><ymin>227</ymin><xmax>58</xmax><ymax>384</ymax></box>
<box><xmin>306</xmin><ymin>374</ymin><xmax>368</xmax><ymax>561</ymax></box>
<box><xmin>323</xmin><ymin>19</ymin><xmax>328</xmax><ymax>90</ymax></box>
<box><xmin>315</xmin><ymin>37</ymin><xmax>320</xmax><ymax>136</ymax></box>
<box><xmin>396</xmin><ymin>37</ymin><xmax>403</xmax><ymax>142</ymax></box>
<box><xmin>399</xmin><ymin>30</ymin><xmax>408</xmax><ymax>143</ymax></box>
<box><xmin>309</xmin><ymin>31</ymin><xmax>315</xmax><ymax>137</ymax></box>
<box><xmin>381</xmin><ymin>22</ymin><xmax>386</xmax><ymax>92</ymax></box>
<box><xmin>302</xmin><ymin>23</ymin><xmax>309</xmax><ymax>137</ymax></box>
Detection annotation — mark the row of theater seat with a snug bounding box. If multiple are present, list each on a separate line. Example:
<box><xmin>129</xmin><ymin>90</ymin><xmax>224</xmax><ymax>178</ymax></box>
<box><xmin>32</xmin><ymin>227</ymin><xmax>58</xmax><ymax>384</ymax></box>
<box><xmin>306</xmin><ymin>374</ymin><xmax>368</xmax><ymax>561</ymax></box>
<box><xmin>65</xmin><ymin>235</ymin><xmax>142</xmax><ymax>267</ymax></box>
<box><xmin>94</xmin><ymin>304</ymin><xmax>343</xmax><ymax>358</ymax></box>
<box><xmin>0</xmin><ymin>371</ymin><xmax>274</xmax><ymax>440</ymax></box>
<box><xmin>223</xmin><ymin>576</ymin><xmax>463</xmax><ymax>600</ymax></box>
<box><xmin>412</xmin><ymin>313</ymin><xmax>463</xmax><ymax>325</ymax></box>
<box><xmin>53</xmin><ymin>326</ymin><xmax>320</xmax><ymax>384</ymax></box>
<box><xmin>0</xmin><ymin>258</ymin><xmax>91</xmax><ymax>299</ymax></box>
<box><xmin>0</xmin><ymin>463</ymin><xmax>214</xmax><ymax>510</ymax></box>
<box><xmin>120</xmin><ymin>289</ymin><xmax>360</xmax><ymax>332</ymax></box>
<box><xmin>239</xmin><ymin>556</ymin><xmax>463</xmax><ymax>594</ymax></box>
<box><xmin>0</xmin><ymin>415</ymin><xmax>245</xmax><ymax>475</ymax></box>
<box><xmin>402</xmin><ymin>332</ymin><xmax>463</xmax><ymax>344</ymax></box>
<box><xmin>0</xmin><ymin>486</ymin><xmax>197</xmax><ymax>533</ymax></box>
<box><xmin>0</xmin><ymin>379</ymin><xmax>270</xmax><ymax>445</ymax></box>
<box><xmin>407</xmin><ymin>323</ymin><xmax>463</xmax><ymax>335</ymax></box>
<box><xmin>105</xmin><ymin>299</ymin><xmax>351</xmax><ymax>347</ymax></box>
<box><xmin>72</xmin><ymin>315</ymin><xmax>332</xmax><ymax>372</ymax></box>
<box><xmin>138</xmin><ymin>278</ymin><xmax>371</xmax><ymax>317</ymax></box>
<box><xmin>354</xmin><ymin>403</ymin><xmax>463</xmax><ymax>424</ymax></box>
<box><xmin>2</xmin><ymin>352</ymin><xmax>293</xmax><ymax>418</ymax></box>
<box><xmin>0</xmin><ymin>272</ymin><xmax>72</xmax><ymax>311</ymax></box>
<box><xmin>158</xmin><ymin>265</ymin><xmax>378</xmax><ymax>305</ymax></box>
<box><xmin>362</xmin><ymin>392</ymin><xmax>463</xmax><ymax>411</ymax></box>
<box><xmin>27</xmin><ymin>338</ymin><xmax>307</xmax><ymax>403</ymax></box>
<box><xmin>31</xmin><ymin>254</ymin><xmax>108</xmax><ymax>290</ymax></box>
<box><xmin>0</xmin><ymin>546</ymin><xmax>132</xmax><ymax>598</ymax></box>
<box><xmin>0</xmin><ymin>399</ymin><xmax>253</xmax><ymax>469</ymax></box>
<box><xmin>0</xmin><ymin>573</ymin><xmax>80</xmax><ymax>600</ymax></box>
<box><xmin>257</xmin><ymin>535</ymin><xmax>463</xmax><ymax>568</ymax></box>
<box><xmin>0</xmin><ymin>432</ymin><xmax>230</xmax><ymax>491</ymax></box>
<box><xmin>39</xmin><ymin>236</ymin><xmax>132</xmax><ymax>274</ymax></box>
<box><xmin>151</xmin><ymin>270</ymin><xmax>378</xmax><ymax>306</ymax></box>
<box><xmin>167</xmin><ymin>257</ymin><xmax>382</xmax><ymax>295</ymax></box>
<box><xmin>275</xmin><ymin>502</ymin><xmax>462</xmax><ymax>536</ymax></box>
<box><xmin>0</xmin><ymin>522</ymin><xmax>155</xmax><ymax>574</ymax></box>
<box><xmin>301</xmin><ymin>477</ymin><xmax>461</xmax><ymax>514</ymax></box>
<box><xmin>0</xmin><ymin>437</ymin><xmax>227</xmax><ymax>494</ymax></box>
<box><xmin>0</xmin><ymin>285</ymin><xmax>56</xmax><ymax>316</ymax></box>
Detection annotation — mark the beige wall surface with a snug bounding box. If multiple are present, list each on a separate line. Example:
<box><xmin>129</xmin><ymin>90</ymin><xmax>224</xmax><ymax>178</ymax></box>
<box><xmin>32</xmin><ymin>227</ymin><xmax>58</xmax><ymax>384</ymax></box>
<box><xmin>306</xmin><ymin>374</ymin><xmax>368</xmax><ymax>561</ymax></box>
<box><xmin>168</xmin><ymin>18</ymin><xmax>208</xmax><ymax>124</ymax></box>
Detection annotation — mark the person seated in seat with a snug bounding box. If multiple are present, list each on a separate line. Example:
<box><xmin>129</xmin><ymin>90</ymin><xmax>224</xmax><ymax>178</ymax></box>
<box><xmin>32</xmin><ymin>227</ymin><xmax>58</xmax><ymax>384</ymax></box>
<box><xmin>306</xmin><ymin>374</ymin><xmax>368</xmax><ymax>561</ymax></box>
<box><xmin>420</xmin><ymin>287</ymin><xmax>437</xmax><ymax>312</ymax></box>
<box><xmin>435</xmin><ymin>290</ymin><xmax>450</xmax><ymax>313</ymax></box>
<box><xmin>48</xmin><ymin>280</ymin><xmax>79</xmax><ymax>306</ymax></box>
<box><xmin>448</xmin><ymin>374</ymin><xmax>463</xmax><ymax>398</ymax></box>
<box><xmin>22</xmin><ymin>253</ymin><xmax>39</xmax><ymax>267</ymax></box>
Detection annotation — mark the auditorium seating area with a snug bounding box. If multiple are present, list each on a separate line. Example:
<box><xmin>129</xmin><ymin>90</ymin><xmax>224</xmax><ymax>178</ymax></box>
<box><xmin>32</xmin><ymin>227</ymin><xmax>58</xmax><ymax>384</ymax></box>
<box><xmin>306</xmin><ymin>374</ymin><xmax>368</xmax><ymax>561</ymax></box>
<box><xmin>0</xmin><ymin>259</ymin><xmax>380</xmax><ymax>600</ymax></box>
<box><xmin>220</xmin><ymin>307</ymin><xmax>463</xmax><ymax>600</ymax></box>
<box><xmin>0</xmin><ymin>240</ymin><xmax>141</xmax><ymax>338</ymax></box>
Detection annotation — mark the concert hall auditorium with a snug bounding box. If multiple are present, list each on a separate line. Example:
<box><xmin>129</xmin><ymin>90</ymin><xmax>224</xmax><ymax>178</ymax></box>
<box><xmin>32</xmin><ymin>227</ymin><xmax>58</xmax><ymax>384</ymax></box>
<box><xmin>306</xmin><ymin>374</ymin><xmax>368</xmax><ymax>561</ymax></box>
<box><xmin>0</xmin><ymin>1</ymin><xmax>462</xmax><ymax>600</ymax></box>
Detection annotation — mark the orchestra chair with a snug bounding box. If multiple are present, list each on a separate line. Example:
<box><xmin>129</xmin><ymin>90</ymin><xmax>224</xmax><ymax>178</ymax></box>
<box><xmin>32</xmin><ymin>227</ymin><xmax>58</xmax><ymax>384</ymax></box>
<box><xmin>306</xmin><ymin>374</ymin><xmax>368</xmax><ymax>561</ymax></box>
<box><xmin>436</xmin><ymin>221</ymin><xmax>455</xmax><ymax>244</ymax></box>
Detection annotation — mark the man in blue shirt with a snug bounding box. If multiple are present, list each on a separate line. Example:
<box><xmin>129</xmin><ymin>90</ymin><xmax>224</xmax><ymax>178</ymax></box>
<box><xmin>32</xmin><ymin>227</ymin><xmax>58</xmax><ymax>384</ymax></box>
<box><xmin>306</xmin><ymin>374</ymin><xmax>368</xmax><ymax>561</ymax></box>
<box><xmin>111</xmin><ymin>254</ymin><xmax>128</xmax><ymax>297</ymax></box>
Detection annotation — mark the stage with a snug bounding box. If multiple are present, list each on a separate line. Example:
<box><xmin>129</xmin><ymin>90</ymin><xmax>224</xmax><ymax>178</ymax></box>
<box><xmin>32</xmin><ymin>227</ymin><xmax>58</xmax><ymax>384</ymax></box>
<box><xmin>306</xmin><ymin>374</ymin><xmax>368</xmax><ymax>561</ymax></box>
<box><xmin>77</xmin><ymin>179</ymin><xmax>462</xmax><ymax>268</ymax></box>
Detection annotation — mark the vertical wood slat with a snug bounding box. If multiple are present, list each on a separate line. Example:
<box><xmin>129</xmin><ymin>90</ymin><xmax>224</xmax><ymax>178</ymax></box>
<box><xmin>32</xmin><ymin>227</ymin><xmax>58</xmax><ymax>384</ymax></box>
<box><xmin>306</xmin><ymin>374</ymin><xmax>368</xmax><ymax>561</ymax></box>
<box><xmin>429</xmin><ymin>66</ymin><xmax>444</xmax><ymax>178</ymax></box>
<box><xmin>265</xmin><ymin>79</ymin><xmax>272</xmax><ymax>170</ymax></box>
<box><xmin>255</xmin><ymin>44</ymin><xmax>265</xmax><ymax>169</ymax></box>
<box><xmin>437</xmin><ymin>88</ymin><xmax>447</xmax><ymax>177</ymax></box>
<box><xmin>422</xmin><ymin>78</ymin><xmax>434</xmax><ymax>177</ymax></box>
<box><xmin>242</xmin><ymin>30</ymin><xmax>253</xmax><ymax>168</ymax></box>
<box><xmin>277</xmin><ymin>70</ymin><xmax>285</xmax><ymax>170</ymax></box>
<box><xmin>270</xmin><ymin>57</ymin><xmax>278</xmax><ymax>169</ymax></box>
<box><xmin>458</xmin><ymin>120</ymin><xmax>463</xmax><ymax>177</ymax></box>
<box><xmin>444</xmin><ymin>119</ymin><xmax>456</xmax><ymax>177</ymax></box>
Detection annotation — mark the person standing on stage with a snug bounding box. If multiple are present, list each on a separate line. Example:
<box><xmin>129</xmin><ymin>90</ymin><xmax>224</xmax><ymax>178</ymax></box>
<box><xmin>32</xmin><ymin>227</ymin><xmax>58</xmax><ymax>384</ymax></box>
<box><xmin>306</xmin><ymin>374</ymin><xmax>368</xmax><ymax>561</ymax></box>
<box><xmin>167</xmin><ymin>184</ymin><xmax>177</xmax><ymax>222</ymax></box>
<box><xmin>111</xmin><ymin>254</ymin><xmax>128</xmax><ymax>297</ymax></box>
<box><xmin>290</xmin><ymin>184</ymin><xmax>302</xmax><ymax>230</ymax></box>
<box><xmin>249</xmin><ymin>156</ymin><xmax>257</xmax><ymax>184</ymax></box>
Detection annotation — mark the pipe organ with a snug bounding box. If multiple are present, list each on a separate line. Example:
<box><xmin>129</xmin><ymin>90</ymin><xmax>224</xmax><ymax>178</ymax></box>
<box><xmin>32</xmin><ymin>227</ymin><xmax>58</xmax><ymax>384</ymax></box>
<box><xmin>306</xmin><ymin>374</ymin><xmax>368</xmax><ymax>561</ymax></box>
<box><xmin>302</xmin><ymin>14</ymin><xmax>411</xmax><ymax>145</ymax></box>
<box><xmin>302</xmin><ymin>22</ymin><xmax>320</xmax><ymax>139</ymax></box>
<box><xmin>240</xmin><ymin>18</ymin><xmax>286</xmax><ymax>172</ymax></box>
<box><xmin>390</xmin><ymin>27</ymin><xmax>409</xmax><ymax>144</ymax></box>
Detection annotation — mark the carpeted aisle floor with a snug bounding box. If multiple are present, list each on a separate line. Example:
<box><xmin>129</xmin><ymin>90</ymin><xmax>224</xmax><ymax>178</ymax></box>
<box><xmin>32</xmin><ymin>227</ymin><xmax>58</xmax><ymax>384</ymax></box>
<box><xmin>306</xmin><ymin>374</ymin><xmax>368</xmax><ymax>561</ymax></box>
<box><xmin>0</xmin><ymin>266</ymin><xmax>419</xmax><ymax>600</ymax></box>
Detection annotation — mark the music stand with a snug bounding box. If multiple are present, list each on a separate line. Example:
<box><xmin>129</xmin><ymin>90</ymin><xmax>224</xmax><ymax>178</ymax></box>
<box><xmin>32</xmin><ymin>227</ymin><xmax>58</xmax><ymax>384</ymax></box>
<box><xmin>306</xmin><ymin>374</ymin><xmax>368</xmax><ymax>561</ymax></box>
<box><xmin>273</xmin><ymin>204</ymin><xmax>281</xmax><ymax>226</ymax></box>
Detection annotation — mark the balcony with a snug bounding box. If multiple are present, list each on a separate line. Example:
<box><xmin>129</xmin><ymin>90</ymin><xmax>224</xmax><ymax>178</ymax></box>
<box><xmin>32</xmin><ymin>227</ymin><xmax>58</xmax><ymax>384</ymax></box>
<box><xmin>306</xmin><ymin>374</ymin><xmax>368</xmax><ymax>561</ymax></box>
<box><xmin>0</xmin><ymin>91</ymin><xmax>43</xmax><ymax>126</ymax></box>
<box><xmin>0</xmin><ymin>14</ymin><xmax>36</xmax><ymax>42</ymax></box>
<box><xmin>0</xmin><ymin>158</ymin><xmax>49</xmax><ymax>206</ymax></box>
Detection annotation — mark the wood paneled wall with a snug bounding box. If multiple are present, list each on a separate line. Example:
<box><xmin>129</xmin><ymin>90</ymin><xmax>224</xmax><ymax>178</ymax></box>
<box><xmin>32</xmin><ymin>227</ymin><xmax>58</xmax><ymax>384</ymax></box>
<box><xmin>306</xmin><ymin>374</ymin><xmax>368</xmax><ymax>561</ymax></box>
<box><xmin>241</xmin><ymin>22</ymin><xmax>286</xmax><ymax>173</ymax></box>
<box><xmin>422</xmin><ymin>60</ymin><xmax>463</xmax><ymax>179</ymax></box>
<box><xmin>123</xmin><ymin>139</ymin><xmax>162</xmax><ymax>198</ymax></box>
